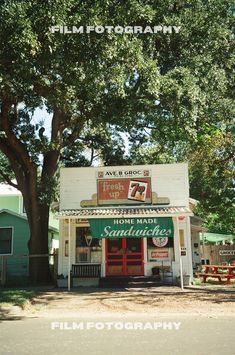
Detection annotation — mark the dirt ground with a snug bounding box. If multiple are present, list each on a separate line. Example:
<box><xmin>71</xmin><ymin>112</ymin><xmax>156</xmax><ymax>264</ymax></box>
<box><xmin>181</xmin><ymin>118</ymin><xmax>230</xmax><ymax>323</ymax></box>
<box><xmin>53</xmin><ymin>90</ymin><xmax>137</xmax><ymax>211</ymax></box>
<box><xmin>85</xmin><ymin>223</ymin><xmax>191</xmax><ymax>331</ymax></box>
<box><xmin>7</xmin><ymin>284</ymin><xmax>234</xmax><ymax>318</ymax></box>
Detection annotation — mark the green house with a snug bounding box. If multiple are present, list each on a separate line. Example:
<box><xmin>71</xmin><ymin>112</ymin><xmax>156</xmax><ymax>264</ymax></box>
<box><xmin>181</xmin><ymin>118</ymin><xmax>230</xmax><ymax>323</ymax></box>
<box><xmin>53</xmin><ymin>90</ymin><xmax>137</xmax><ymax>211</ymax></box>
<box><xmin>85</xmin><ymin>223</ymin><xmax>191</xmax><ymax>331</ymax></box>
<box><xmin>0</xmin><ymin>183</ymin><xmax>59</xmax><ymax>284</ymax></box>
<box><xmin>0</xmin><ymin>183</ymin><xmax>59</xmax><ymax>230</ymax></box>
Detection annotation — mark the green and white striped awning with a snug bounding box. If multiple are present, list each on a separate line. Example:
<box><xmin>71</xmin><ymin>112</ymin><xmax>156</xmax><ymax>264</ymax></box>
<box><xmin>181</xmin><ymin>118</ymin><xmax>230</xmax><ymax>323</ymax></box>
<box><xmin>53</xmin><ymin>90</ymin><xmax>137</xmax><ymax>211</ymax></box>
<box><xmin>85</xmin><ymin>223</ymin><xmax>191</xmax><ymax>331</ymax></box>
<box><xmin>58</xmin><ymin>206</ymin><xmax>192</xmax><ymax>219</ymax></box>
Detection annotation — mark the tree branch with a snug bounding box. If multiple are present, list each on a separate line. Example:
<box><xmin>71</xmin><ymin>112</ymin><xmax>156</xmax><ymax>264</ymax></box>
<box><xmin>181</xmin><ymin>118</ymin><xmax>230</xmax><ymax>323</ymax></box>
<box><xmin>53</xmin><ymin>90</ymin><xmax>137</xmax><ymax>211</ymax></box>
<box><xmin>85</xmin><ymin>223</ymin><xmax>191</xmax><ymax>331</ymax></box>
<box><xmin>41</xmin><ymin>108</ymin><xmax>65</xmax><ymax>180</ymax></box>
<box><xmin>0</xmin><ymin>95</ymin><xmax>34</xmax><ymax>171</ymax></box>
<box><xmin>63</xmin><ymin>117</ymin><xmax>86</xmax><ymax>146</ymax></box>
<box><xmin>0</xmin><ymin>169</ymin><xmax>19</xmax><ymax>189</ymax></box>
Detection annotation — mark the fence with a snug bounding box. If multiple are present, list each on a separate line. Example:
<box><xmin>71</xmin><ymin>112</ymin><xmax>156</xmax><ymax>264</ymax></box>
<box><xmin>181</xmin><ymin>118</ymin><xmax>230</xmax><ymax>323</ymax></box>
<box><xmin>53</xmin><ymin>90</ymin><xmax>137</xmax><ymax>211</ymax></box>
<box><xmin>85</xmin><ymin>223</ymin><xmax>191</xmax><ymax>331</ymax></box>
<box><xmin>200</xmin><ymin>244</ymin><xmax>235</xmax><ymax>265</ymax></box>
<box><xmin>0</xmin><ymin>256</ymin><xmax>7</xmax><ymax>286</ymax></box>
<box><xmin>0</xmin><ymin>250</ymin><xmax>58</xmax><ymax>286</ymax></box>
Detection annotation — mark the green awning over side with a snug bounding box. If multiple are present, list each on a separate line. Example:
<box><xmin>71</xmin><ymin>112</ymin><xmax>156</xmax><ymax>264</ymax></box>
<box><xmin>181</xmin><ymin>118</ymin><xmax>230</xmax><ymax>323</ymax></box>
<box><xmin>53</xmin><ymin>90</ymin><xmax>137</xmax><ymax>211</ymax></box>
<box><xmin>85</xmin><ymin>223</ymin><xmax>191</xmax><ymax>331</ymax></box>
<box><xmin>90</xmin><ymin>217</ymin><xmax>174</xmax><ymax>239</ymax></box>
<box><xmin>200</xmin><ymin>232</ymin><xmax>234</xmax><ymax>243</ymax></box>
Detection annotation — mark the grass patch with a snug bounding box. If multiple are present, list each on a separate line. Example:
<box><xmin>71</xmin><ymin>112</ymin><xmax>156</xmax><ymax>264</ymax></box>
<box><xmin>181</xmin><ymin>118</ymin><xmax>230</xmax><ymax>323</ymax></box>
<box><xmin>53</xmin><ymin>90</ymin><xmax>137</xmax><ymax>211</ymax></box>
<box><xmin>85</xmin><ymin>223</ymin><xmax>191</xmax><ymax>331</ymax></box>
<box><xmin>0</xmin><ymin>290</ymin><xmax>37</xmax><ymax>308</ymax></box>
<box><xmin>192</xmin><ymin>278</ymin><xmax>202</xmax><ymax>286</ymax></box>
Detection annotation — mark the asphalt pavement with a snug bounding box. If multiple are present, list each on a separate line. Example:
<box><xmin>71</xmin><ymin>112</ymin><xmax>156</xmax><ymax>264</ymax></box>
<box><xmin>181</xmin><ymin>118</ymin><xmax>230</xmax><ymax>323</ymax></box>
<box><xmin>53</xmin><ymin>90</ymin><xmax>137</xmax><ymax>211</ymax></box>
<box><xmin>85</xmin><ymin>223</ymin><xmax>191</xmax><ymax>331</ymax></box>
<box><xmin>0</xmin><ymin>314</ymin><xmax>234</xmax><ymax>355</ymax></box>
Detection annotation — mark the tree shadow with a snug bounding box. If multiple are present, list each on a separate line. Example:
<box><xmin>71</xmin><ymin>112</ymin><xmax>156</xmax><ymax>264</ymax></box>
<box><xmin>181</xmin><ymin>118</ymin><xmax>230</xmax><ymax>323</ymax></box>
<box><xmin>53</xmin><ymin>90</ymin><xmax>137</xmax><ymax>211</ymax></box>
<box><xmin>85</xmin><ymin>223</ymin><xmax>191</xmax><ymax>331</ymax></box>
<box><xmin>0</xmin><ymin>307</ymin><xmax>32</xmax><ymax>322</ymax></box>
<box><xmin>1</xmin><ymin>284</ymin><xmax>234</xmax><ymax>315</ymax></box>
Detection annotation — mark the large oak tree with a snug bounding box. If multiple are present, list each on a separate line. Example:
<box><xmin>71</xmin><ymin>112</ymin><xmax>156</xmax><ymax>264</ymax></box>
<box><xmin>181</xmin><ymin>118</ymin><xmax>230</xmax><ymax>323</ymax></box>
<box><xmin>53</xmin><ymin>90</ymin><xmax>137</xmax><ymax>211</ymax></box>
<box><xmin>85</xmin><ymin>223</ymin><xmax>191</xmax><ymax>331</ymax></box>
<box><xmin>0</xmin><ymin>0</ymin><xmax>161</xmax><ymax>282</ymax></box>
<box><xmin>0</xmin><ymin>1</ymin><xmax>234</xmax><ymax>282</ymax></box>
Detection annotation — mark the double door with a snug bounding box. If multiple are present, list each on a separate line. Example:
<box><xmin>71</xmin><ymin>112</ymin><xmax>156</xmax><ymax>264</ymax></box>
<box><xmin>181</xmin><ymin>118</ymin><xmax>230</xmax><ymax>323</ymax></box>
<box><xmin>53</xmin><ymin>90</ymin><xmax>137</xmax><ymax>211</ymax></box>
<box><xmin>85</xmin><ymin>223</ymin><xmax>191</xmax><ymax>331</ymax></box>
<box><xmin>106</xmin><ymin>238</ymin><xmax>144</xmax><ymax>276</ymax></box>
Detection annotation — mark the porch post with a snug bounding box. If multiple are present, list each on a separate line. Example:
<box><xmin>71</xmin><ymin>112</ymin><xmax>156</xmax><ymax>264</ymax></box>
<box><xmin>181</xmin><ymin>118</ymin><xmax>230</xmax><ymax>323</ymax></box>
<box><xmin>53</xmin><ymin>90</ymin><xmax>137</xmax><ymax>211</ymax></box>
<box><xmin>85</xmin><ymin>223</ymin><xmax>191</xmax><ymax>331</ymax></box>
<box><xmin>68</xmin><ymin>217</ymin><xmax>71</xmax><ymax>291</ymax></box>
<box><xmin>143</xmin><ymin>237</ymin><xmax>148</xmax><ymax>276</ymax></box>
<box><xmin>175</xmin><ymin>217</ymin><xmax>184</xmax><ymax>290</ymax></box>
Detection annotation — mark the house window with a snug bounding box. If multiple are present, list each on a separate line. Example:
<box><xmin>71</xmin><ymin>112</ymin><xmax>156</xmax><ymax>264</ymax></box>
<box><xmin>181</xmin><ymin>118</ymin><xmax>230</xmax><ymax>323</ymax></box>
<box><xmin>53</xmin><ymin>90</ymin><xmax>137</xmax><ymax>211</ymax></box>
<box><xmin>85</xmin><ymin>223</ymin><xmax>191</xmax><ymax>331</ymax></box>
<box><xmin>76</xmin><ymin>227</ymin><xmax>101</xmax><ymax>263</ymax></box>
<box><xmin>0</xmin><ymin>227</ymin><xmax>13</xmax><ymax>255</ymax></box>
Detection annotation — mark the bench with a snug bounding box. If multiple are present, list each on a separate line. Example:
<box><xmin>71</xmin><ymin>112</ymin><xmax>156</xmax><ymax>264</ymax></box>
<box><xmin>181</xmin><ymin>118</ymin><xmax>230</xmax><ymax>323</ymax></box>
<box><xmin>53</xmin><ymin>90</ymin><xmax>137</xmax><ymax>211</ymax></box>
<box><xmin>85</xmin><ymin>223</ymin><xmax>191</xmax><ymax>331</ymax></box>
<box><xmin>197</xmin><ymin>265</ymin><xmax>235</xmax><ymax>284</ymax></box>
<box><xmin>71</xmin><ymin>263</ymin><xmax>101</xmax><ymax>278</ymax></box>
<box><xmin>197</xmin><ymin>273</ymin><xmax>225</xmax><ymax>282</ymax></box>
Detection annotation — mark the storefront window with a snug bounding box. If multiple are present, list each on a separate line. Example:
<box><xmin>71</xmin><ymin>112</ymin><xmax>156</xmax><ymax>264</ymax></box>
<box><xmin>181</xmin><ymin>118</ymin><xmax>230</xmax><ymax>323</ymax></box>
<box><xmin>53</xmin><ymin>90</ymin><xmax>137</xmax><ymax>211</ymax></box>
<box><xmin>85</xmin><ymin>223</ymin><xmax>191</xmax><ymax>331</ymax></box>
<box><xmin>76</xmin><ymin>227</ymin><xmax>102</xmax><ymax>263</ymax></box>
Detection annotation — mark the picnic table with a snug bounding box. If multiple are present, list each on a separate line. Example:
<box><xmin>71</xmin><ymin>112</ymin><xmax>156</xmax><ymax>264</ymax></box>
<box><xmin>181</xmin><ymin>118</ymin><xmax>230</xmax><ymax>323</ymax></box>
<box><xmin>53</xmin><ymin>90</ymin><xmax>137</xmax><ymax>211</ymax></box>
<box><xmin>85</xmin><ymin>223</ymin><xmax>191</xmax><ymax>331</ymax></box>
<box><xmin>197</xmin><ymin>265</ymin><xmax>235</xmax><ymax>284</ymax></box>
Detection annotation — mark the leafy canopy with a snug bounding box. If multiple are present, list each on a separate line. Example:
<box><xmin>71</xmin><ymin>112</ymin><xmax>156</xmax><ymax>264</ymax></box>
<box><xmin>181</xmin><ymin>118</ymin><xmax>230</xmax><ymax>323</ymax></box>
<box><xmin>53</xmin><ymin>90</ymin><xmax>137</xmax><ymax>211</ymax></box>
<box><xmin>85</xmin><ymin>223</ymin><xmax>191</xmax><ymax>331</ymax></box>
<box><xmin>0</xmin><ymin>0</ymin><xmax>234</xmax><ymax>233</ymax></box>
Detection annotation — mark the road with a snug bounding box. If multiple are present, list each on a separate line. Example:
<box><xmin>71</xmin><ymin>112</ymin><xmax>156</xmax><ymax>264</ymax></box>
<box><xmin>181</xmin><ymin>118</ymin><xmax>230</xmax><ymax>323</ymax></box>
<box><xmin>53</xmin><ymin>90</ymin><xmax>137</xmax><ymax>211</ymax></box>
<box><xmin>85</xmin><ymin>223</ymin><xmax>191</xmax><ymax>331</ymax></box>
<box><xmin>0</xmin><ymin>314</ymin><xmax>234</xmax><ymax>355</ymax></box>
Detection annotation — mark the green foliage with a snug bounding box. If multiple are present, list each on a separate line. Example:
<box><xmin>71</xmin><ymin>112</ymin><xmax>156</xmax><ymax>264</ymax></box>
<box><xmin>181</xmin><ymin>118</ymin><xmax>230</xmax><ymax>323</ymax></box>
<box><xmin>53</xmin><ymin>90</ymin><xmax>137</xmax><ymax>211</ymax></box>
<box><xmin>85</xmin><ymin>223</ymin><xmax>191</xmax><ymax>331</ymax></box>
<box><xmin>61</xmin><ymin>124</ymin><xmax>130</xmax><ymax>167</ymax></box>
<box><xmin>0</xmin><ymin>152</ymin><xmax>15</xmax><ymax>183</ymax></box>
<box><xmin>189</xmin><ymin>131</ymin><xmax>234</xmax><ymax>234</ymax></box>
<box><xmin>0</xmin><ymin>1</ymin><xmax>234</xmax><ymax>236</ymax></box>
<box><xmin>192</xmin><ymin>278</ymin><xmax>202</xmax><ymax>286</ymax></box>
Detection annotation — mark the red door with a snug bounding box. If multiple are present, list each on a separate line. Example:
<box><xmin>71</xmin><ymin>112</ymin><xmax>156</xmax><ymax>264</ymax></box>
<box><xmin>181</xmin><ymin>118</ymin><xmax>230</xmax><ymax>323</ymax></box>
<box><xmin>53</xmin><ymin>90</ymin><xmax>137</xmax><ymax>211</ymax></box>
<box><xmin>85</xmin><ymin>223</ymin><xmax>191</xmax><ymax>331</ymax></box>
<box><xmin>106</xmin><ymin>238</ymin><xmax>144</xmax><ymax>276</ymax></box>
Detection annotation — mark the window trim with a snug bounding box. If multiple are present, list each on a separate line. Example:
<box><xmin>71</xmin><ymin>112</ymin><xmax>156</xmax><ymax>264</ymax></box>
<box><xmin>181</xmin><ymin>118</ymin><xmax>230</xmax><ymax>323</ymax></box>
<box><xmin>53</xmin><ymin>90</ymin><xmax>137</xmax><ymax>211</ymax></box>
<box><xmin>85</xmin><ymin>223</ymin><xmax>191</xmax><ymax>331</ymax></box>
<box><xmin>22</xmin><ymin>202</ymin><xmax>27</xmax><ymax>214</ymax></box>
<box><xmin>0</xmin><ymin>226</ymin><xmax>14</xmax><ymax>255</ymax></box>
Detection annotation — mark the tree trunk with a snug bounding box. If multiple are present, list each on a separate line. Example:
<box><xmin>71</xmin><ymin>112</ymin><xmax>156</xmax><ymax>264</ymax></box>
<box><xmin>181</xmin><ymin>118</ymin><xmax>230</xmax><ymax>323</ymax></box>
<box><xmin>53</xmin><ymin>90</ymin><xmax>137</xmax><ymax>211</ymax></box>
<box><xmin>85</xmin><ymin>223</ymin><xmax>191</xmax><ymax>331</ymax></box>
<box><xmin>0</xmin><ymin>101</ymin><xmax>63</xmax><ymax>284</ymax></box>
<box><xmin>27</xmin><ymin>203</ymin><xmax>51</xmax><ymax>284</ymax></box>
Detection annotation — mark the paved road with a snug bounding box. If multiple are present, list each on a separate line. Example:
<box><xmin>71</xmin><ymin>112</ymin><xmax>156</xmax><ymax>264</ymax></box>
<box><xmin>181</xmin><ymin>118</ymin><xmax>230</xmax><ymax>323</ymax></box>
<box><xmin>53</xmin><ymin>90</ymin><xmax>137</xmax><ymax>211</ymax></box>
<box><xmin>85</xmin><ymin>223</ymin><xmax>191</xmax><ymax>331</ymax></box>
<box><xmin>0</xmin><ymin>314</ymin><xmax>234</xmax><ymax>355</ymax></box>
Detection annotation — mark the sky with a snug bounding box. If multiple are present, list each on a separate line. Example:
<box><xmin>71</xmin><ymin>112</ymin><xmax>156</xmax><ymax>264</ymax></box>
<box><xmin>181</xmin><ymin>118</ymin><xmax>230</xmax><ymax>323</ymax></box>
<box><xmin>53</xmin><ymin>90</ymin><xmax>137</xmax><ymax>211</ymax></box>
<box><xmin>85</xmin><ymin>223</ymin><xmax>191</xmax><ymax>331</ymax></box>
<box><xmin>33</xmin><ymin>106</ymin><xmax>53</xmax><ymax>138</ymax></box>
<box><xmin>33</xmin><ymin>106</ymin><xmax>130</xmax><ymax>165</ymax></box>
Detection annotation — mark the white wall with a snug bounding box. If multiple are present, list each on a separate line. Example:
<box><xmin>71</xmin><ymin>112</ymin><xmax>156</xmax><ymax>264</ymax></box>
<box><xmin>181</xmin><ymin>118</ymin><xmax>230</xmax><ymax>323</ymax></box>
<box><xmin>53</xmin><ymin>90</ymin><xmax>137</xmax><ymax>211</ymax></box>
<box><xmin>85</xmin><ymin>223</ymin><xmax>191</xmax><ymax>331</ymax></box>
<box><xmin>60</xmin><ymin>163</ymin><xmax>189</xmax><ymax>210</ymax></box>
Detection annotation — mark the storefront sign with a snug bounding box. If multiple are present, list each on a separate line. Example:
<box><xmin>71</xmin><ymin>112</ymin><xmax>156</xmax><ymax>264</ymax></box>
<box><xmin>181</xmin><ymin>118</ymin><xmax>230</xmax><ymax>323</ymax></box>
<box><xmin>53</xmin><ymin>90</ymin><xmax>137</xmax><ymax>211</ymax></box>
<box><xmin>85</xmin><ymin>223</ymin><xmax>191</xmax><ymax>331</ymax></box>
<box><xmin>219</xmin><ymin>250</ymin><xmax>235</xmax><ymax>256</ymax></box>
<box><xmin>89</xmin><ymin>217</ymin><xmax>174</xmax><ymax>238</ymax></box>
<box><xmin>149</xmin><ymin>249</ymin><xmax>169</xmax><ymax>260</ymax></box>
<box><xmin>97</xmin><ymin>169</ymin><xmax>150</xmax><ymax>179</ymax></box>
<box><xmin>97</xmin><ymin>178</ymin><xmax>151</xmax><ymax>205</ymax></box>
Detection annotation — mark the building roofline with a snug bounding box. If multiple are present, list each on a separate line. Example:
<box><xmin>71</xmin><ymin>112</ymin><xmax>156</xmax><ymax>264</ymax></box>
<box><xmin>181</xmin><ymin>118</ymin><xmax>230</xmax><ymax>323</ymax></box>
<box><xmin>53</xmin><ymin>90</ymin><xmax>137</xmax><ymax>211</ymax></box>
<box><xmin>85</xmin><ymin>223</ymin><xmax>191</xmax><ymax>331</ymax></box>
<box><xmin>0</xmin><ymin>209</ymin><xmax>58</xmax><ymax>233</ymax></box>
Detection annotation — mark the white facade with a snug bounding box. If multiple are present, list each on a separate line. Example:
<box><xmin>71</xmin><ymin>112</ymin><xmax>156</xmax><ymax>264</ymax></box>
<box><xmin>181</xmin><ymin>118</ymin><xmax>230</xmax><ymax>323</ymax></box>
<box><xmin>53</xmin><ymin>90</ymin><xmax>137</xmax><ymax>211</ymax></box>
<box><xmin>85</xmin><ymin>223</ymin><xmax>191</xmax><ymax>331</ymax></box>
<box><xmin>60</xmin><ymin>163</ymin><xmax>190</xmax><ymax>210</ymax></box>
<box><xmin>58</xmin><ymin>163</ymin><xmax>193</xmax><ymax>285</ymax></box>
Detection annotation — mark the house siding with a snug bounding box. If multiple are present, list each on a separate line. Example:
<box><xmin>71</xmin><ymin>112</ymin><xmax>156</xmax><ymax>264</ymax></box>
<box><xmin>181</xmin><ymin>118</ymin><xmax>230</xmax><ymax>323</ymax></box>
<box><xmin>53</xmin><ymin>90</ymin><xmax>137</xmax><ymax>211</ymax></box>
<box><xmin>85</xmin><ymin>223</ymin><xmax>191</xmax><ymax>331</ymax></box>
<box><xmin>0</xmin><ymin>212</ymin><xmax>29</xmax><ymax>281</ymax></box>
<box><xmin>0</xmin><ymin>196</ymin><xmax>20</xmax><ymax>214</ymax></box>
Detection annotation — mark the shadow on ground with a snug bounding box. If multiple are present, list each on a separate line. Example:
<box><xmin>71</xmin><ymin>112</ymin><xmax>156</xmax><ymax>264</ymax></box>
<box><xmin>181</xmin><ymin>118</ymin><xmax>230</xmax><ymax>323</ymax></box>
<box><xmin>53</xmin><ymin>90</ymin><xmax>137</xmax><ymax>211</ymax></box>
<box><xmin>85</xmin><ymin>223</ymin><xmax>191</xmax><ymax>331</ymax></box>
<box><xmin>1</xmin><ymin>284</ymin><xmax>234</xmax><ymax>317</ymax></box>
<box><xmin>26</xmin><ymin>284</ymin><xmax>235</xmax><ymax>312</ymax></box>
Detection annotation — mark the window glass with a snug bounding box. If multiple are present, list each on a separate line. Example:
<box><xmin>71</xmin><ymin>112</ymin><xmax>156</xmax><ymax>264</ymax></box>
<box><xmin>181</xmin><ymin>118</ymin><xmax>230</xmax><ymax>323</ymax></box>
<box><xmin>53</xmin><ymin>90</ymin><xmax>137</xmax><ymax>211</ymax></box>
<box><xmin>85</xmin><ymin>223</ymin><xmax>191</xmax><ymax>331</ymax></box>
<box><xmin>107</xmin><ymin>238</ymin><xmax>122</xmax><ymax>253</ymax></box>
<box><xmin>126</xmin><ymin>238</ymin><xmax>141</xmax><ymax>253</ymax></box>
<box><xmin>0</xmin><ymin>228</ymin><xmax>12</xmax><ymax>254</ymax></box>
<box><xmin>76</xmin><ymin>227</ymin><xmax>101</xmax><ymax>263</ymax></box>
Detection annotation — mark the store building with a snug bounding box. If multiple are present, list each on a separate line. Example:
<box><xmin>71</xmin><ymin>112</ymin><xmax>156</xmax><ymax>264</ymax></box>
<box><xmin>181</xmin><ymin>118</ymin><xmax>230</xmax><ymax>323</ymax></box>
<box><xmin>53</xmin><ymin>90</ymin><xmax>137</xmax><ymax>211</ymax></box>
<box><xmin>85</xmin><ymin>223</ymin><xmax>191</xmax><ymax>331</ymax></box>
<box><xmin>58</xmin><ymin>163</ymin><xmax>194</xmax><ymax>288</ymax></box>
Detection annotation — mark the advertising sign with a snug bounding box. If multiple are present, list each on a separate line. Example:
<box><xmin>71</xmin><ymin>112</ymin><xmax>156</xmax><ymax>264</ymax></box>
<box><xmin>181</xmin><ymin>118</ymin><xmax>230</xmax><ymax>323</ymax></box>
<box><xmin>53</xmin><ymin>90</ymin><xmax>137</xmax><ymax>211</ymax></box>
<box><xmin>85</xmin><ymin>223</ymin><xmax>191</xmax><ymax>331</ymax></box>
<box><xmin>97</xmin><ymin>169</ymin><xmax>150</xmax><ymax>179</ymax></box>
<box><xmin>97</xmin><ymin>178</ymin><xmax>151</xmax><ymax>205</ymax></box>
<box><xmin>148</xmin><ymin>248</ymin><xmax>170</xmax><ymax>260</ymax></box>
<box><xmin>152</xmin><ymin>237</ymin><xmax>169</xmax><ymax>247</ymax></box>
<box><xmin>219</xmin><ymin>250</ymin><xmax>235</xmax><ymax>256</ymax></box>
<box><xmin>89</xmin><ymin>217</ymin><xmax>174</xmax><ymax>239</ymax></box>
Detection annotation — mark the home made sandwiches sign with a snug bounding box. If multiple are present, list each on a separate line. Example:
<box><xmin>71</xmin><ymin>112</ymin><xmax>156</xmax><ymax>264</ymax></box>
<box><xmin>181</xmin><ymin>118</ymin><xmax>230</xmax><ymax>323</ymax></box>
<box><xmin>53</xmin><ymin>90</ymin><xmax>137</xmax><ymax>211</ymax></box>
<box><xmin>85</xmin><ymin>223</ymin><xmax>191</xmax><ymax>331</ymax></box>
<box><xmin>97</xmin><ymin>169</ymin><xmax>151</xmax><ymax>205</ymax></box>
<box><xmin>90</xmin><ymin>218</ymin><xmax>174</xmax><ymax>239</ymax></box>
